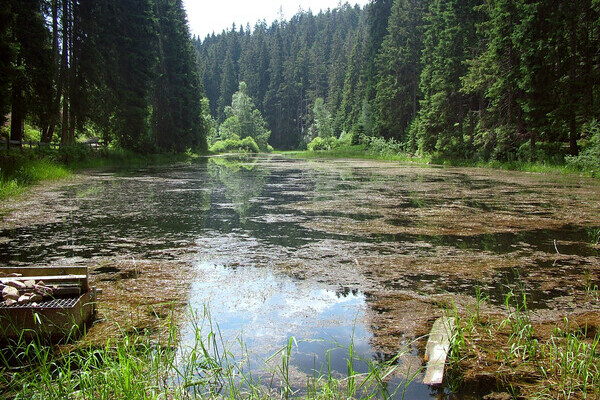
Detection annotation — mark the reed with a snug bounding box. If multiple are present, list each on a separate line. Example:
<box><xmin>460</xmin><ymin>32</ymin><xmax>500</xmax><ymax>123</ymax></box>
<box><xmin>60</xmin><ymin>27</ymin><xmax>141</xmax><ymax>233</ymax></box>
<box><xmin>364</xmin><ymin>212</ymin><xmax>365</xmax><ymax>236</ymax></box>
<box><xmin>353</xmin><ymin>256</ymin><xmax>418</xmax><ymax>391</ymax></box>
<box><xmin>0</xmin><ymin>306</ymin><xmax>421</xmax><ymax>399</ymax></box>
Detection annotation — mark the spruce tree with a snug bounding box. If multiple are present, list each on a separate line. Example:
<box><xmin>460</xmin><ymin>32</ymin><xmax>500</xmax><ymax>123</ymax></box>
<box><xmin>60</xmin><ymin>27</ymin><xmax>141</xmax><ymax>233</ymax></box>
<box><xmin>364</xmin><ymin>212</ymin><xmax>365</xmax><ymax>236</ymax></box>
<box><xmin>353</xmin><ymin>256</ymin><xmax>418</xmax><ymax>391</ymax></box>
<box><xmin>373</xmin><ymin>0</ymin><xmax>426</xmax><ymax>142</ymax></box>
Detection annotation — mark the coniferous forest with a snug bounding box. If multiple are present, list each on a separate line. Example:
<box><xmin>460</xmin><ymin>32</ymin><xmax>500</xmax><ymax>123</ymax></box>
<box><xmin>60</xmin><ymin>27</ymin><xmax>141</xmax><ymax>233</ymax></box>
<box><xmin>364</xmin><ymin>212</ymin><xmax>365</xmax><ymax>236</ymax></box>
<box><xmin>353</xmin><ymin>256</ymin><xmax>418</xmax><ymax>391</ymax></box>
<box><xmin>196</xmin><ymin>0</ymin><xmax>600</xmax><ymax>163</ymax></box>
<box><xmin>1</xmin><ymin>0</ymin><xmax>206</xmax><ymax>153</ymax></box>
<box><xmin>1</xmin><ymin>0</ymin><xmax>599</xmax><ymax>164</ymax></box>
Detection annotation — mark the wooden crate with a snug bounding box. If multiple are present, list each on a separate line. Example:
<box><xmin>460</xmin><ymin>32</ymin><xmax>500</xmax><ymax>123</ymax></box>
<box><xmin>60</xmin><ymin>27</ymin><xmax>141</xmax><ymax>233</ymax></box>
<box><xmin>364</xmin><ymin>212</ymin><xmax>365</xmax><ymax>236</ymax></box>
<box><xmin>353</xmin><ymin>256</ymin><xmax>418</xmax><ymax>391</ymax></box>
<box><xmin>0</xmin><ymin>266</ymin><xmax>97</xmax><ymax>341</ymax></box>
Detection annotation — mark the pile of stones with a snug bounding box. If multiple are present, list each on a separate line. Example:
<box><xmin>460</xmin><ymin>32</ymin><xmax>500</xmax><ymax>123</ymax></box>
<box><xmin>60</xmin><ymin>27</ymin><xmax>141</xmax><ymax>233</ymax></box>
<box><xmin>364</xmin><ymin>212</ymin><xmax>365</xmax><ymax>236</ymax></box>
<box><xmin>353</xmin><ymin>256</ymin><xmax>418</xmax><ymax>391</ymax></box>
<box><xmin>1</xmin><ymin>279</ymin><xmax>55</xmax><ymax>307</ymax></box>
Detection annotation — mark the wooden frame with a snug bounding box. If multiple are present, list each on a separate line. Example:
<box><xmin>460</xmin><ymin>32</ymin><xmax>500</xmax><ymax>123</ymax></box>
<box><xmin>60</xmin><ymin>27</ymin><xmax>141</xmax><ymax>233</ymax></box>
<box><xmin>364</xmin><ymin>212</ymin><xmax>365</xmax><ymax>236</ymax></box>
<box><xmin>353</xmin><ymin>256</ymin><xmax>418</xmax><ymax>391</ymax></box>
<box><xmin>0</xmin><ymin>266</ymin><xmax>97</xmax><ymax>341</ymax></box>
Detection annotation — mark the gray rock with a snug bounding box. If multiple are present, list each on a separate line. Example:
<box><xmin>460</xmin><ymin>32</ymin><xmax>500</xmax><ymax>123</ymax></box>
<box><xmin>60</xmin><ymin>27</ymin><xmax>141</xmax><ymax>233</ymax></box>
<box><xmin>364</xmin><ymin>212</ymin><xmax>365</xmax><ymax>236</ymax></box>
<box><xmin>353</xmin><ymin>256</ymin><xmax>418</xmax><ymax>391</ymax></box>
<box><xmin>6</xmin><ymin>280</ymin><xmax>26</xmax><ymax>290</ymax></box>
<box><xmin>2</xmin><ymin>286</ymin><xmax>19</xmax><ymax>300</ymax></box>
<box><xmin>4</xmin><ymin>298</ymin><xmax>17</xmax><ymax>306</ymax></box>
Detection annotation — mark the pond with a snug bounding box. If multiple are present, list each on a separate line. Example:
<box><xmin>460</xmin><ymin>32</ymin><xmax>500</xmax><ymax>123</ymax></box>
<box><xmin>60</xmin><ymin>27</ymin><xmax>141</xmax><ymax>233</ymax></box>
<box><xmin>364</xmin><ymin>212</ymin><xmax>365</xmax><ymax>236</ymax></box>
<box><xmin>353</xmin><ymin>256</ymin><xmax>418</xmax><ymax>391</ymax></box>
<box><xmin>1</xmin><ymin>154</ymin><xmax>599</xmax><ymax>398</ymax></box>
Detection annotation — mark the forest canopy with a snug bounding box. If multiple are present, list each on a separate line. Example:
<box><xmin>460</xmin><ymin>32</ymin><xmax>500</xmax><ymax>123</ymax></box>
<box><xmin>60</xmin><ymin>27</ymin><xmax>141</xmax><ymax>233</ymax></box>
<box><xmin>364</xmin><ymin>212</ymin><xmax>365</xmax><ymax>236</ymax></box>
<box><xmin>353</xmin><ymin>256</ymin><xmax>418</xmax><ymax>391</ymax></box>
<box><xmin>2</xmin><ymin>0</ymin><xmax>599</xmax><ymax>163</ymax></box>
<box><xmin>195</xmin><ymin>0</ymin><xmax>600</xmax><ymax>162</ymax></box>
<box><xmin>1</xmin><ymin>0</ymin><xmax>207</xmax><ymax>153</ymax></box>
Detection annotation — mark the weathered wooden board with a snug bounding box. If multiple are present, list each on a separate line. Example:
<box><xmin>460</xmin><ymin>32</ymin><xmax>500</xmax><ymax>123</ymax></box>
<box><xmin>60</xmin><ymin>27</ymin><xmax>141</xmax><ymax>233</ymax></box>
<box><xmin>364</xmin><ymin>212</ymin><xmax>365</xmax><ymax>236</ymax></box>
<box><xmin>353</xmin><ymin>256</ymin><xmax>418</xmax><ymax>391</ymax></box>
<box><xmin>423</xmin><ymin>316</ymin><xmax>456</xmax><ymax>385</ymax></box>
<box><xmin>0</xmin><ymin>266</ymin><xmax>89</xmax><ymax>291</ymax></box>
<box><xmin>0</xmin><ymin>292</ymin><xmax>95</xmax><ymax>341</ymax></box>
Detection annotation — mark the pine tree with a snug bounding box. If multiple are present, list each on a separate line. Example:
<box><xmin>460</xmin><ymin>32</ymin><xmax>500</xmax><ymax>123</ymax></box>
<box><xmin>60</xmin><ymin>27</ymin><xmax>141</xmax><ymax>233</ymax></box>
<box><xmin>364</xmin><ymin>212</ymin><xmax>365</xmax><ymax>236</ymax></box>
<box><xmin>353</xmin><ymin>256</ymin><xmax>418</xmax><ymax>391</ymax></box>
<box><xmin>9</xmin><ymin>0</ymin><xmax>55</xmax><ymax>142</ymax></box>
<box><xmin>112</xmin><ymin>0</ymin><xmax>158</xmax><ymax>151</ymax></box>
<box><xmin>373</xmin><ymin>0</ymin><xmax>426</xmax><ymax>142</ymax></box>
<box><xmin>415</xmin><ymin>0</ymin><xmax>481</xmax><ymax>155</ymax></box>
<box><xmin>0</xmin><ymin>1</ymin><xmax>16</xmax><ymax>127</ymax></box>
<box><xmin>154</xmin><ymin>0</ymin><xmax>206</xmax><ymax>152</ymax></box>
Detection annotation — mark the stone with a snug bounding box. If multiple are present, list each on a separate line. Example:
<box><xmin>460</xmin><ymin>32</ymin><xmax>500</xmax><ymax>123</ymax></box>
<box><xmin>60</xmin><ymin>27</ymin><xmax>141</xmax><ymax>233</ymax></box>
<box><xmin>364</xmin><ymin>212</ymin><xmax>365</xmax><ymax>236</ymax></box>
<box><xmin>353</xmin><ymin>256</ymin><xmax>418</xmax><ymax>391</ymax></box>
<box><xmin>4</xmin><ymin>299</ymin><xmax>17</xmax><ymax>306</ymax></box>
<box><xmin>17</xmin><ymin>294</ymin><xmax>30</xmax><ymax>305</ymax></box>
<box><xmin>6</xmin><ymin>280</ymin><xmax>26</xmax><ymax>290</ymax></box>
<box><xmin>2</xmin><ymin>286</ymin><xmax>19</xmax><ymax>300</ymax></box>
<box><xmin>24</xmin><ymin>280</ymin><xmax>36</xmax><ymax>290</ymax></box>
<box><xmin>34</xmin><ymin>284</ymin><xmax>53</xmax><ymax>297</ymax></box>
<box><xmin>29</xmin><ymin>293</ymin><xmax>43</xmax><ymax>303</ymax></box>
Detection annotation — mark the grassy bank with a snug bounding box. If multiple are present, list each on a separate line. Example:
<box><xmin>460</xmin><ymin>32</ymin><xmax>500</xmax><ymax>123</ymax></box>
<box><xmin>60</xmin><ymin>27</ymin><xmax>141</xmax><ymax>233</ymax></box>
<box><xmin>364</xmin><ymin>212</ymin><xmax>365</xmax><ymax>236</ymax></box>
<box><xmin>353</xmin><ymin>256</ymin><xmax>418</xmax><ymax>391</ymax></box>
<box><xmin>446</xmin><ymin>287</ymin><xmax>600</xmax><ymax>399</ymax></box>
<box><xmin>0</xmin><ymin>157</ymin><xmax>71</xmax><ymax>200</ymax></box>
<box><xmin>0</xmin><ymin>308</ymin><xmax>418</xmax><ymax>400</ymax></box>
<box><xmin>0</xmin><ymin>147</ymin><xmax>205</xmax><ymax>201</ymax></box>
<box><xmin>282</xmin><ymin>145</ymin><xmax>430</xmax><ymax>165</ymax></box>
<box><xmin>283</xmin><ymin>145</ymin><xmax>597</xmax><ymax>178</ymax></box>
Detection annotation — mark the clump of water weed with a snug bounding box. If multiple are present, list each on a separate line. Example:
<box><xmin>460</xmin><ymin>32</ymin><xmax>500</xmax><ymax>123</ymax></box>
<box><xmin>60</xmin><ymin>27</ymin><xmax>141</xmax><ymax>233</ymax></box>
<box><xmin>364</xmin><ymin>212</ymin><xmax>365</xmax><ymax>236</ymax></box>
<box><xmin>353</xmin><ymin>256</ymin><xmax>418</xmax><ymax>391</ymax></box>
<box><xmin>446</xmin><ymin>285</ymin><xmax>600</xmax><ymax>399</ymax></box>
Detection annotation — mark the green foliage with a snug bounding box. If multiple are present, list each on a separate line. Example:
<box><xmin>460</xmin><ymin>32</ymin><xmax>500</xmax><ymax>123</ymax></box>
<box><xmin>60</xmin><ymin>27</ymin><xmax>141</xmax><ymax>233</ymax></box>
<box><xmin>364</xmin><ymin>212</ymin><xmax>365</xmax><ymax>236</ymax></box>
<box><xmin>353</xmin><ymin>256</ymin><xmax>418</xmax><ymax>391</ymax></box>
<box><xmin>566</xmin><ymin>120</ymin><xmax>600</xmax><ymax>175</ymax></box>
<box><xmin>215</xmin><ymin>82</ymin><xmax>271</xmax><ymax>151</ymax></box>
<box><xmin>365</xmin><ymin>136</ymin><xmax>404</xmax><ymax>156</ymax></box>
<box><xmin>516</xmin><ymin>141</ymin><xmax>565</xmax><ymax>164</ymax></box>
<box><xmin>307</xmin><ymin>136</ymin><xmax>338</xmax><ymax>151</ymax></box>
<box><xmin>312</xmin><ymin>98</ymin><xmax>334</xmax><ymax>138</ymax></box>
<box><xmin>209</xmin><ymin>137</ymin><xmax>260</xmax><ymax>154</ymax></box>
<box><xmin>56</xmin><ymin>144</ymin><xmax>93</xmax><ymax>163</ymax></box>
<box><xmin>153</xmin><ymin>0</ymin><xmax>207</xmax><ymax>152</ymax></box>
<box><xmin>373</xmin><ymin>0</ymin><xmax>425</xmax><ymax>141</ymax></box>
<box><xmin>0</xmin><ymin>155</ymin><xmax>71</xmax><ymax>200</ymax></box>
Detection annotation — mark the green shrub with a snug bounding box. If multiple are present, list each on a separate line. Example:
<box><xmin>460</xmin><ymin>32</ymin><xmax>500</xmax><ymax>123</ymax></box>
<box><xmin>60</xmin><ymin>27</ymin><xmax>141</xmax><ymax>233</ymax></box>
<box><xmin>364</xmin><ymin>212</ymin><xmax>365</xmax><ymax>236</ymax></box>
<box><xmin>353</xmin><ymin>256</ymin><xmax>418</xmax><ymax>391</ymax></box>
<box><xmin>56</xmin><ymin>143</ymin><xmax>93</xmax><ymax>163</ymax></box>
<box><xmin>209</xmin><ymin>137</ymin><xmax>260</xmax><ymax>153</ymax></box>
<box><xmin>366</xmin><ymin>136</ymin><xmax>403</xmax><ymax>156</ymax></box>
<box><xmin>307</xmin><ymin>136</ymin><xmax>338</xmax><ymax>151</ymax></box>
<box><xmin>517</xmin><ymin>141</ymin><xmax>565</xmax><ymax>163</ymax></box>
<box><xmin>566</xmin><ymin>119</ymin><xmax>600</xmax><ymax>175</ymax></box>
<box><xmin>240</xmin><ymin>136</ymin><xmax>260</xmax><ymax>153</ymax></box>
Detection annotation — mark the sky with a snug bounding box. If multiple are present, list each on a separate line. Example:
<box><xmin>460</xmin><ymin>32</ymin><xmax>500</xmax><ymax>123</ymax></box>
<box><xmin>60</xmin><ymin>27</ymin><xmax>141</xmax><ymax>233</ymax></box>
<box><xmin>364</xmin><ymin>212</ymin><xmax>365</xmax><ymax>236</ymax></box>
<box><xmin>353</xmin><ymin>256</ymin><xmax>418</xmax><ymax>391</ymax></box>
<box><xmin>183</xmin><ymin>0</ymin><xmax>370</xmax><ymax>39</ymax></box>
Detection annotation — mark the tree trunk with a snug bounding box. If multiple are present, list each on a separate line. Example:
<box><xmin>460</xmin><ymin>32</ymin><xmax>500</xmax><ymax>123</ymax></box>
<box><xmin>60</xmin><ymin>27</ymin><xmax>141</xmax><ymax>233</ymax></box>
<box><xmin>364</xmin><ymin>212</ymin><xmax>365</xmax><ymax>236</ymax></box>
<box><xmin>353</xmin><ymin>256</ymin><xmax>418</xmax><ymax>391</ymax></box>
<box><xmin>10</xmin><ymin>84</ymin><xmax>24</xmax><ymax>142</ymax></box>
<box><xmin>60</xmin><ymin>0</ymin><xmax>70</xmax><ymax>144</ymax></box>
<box><xmin>529</xmin><ymin>132</ymin><xmax>535</xmax><ymax>162</ymax></box>
<box><xmin>42</xmin><ymin>0</ymin><xmax>61</xmax><ymax>143</ymax></box>
<box><xmin>568</xmin><ymin>17</ymin><xmax>579</xmax><ymax>156</ymax></box>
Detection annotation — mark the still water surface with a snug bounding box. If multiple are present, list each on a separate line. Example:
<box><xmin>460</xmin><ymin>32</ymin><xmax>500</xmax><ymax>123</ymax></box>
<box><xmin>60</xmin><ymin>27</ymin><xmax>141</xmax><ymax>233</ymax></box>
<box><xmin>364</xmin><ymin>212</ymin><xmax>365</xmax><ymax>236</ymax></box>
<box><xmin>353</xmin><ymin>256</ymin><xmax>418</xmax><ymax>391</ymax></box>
<box><xmin>1</xmin><ymin>155</ymin><xmax>599</xmax><ymax>398</ymax></box>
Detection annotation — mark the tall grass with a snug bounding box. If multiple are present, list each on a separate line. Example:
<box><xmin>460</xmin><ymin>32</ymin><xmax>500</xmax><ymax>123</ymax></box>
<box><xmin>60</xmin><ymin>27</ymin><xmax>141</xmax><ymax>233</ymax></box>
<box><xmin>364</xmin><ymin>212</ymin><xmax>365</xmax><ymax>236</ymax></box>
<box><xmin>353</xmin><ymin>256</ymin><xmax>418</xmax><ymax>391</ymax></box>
<box><xmin>446</xmin><ymin>285</ymin><xmax>600</xmax><ymax>399</ymax></box>
<box><xmin>0</xmin><ymin>158</ymin><xmax>71</xmax><ymax>200</ymax></box>
<box><xmin>0</xmin><ymin>306</ymin><xmax>421</xmax><ymax>399</ymax></box>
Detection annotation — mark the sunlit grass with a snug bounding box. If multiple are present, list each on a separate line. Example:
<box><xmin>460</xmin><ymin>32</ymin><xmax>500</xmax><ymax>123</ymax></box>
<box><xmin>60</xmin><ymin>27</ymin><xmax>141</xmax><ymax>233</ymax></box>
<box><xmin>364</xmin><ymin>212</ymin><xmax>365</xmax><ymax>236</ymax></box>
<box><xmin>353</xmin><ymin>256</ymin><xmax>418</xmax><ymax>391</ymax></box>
<box><xmin>0</xmin><ymin>158</ymin><xmax>71</xmax><ymax>200</ymax></box>
<box><xmin>283</xmin><ymin>145</ymin><xmax>598</xmax><ymax>178</ymax></box>
<box><xmin>446</xmin><ymin>285</ymin><xmax>600</xmax><ymax>399</ymax></box>
<box><xmin>0</xmin><ymin>306</ymin><xmax>421</xmax><ymax>399</ymax></box>
<box><xmin>282</xmin><ymin>145</ymin><xmax>431</xmax><ymax>164</ymax></box>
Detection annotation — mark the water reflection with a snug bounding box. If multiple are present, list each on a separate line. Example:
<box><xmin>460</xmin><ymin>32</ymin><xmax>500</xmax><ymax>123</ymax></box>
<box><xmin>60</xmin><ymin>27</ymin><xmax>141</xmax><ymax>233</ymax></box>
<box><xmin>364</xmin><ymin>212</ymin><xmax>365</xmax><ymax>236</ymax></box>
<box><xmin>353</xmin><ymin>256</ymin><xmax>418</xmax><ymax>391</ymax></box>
<box><xmin>1</xmin><ymin>155</ymin><xmax>599</xmax><ymax>399</ymax></box>
<box><xmin>185</xmin><ymin>260</ymin><xmax>371</xmax><ymax>369</ymax></box>
<box><xmin>207</xmin><ymin>156</ymin><xmax>270</xmax><ymax>222</ymax></box>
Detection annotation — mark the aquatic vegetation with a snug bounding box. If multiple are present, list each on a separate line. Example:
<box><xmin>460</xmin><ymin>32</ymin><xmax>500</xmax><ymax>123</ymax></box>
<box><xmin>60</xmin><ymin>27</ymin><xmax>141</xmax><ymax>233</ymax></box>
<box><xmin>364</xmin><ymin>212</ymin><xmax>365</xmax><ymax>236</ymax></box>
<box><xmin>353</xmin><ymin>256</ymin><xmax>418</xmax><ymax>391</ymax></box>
<box><xmin>447</xmin><ymin>288</ymin><xmax>600</xmax><ymax>399</ymax></box>
<box><xmin>0</xmin><ymin>308</ymin><xmax>420</xmax><ymax>399</ymax></box>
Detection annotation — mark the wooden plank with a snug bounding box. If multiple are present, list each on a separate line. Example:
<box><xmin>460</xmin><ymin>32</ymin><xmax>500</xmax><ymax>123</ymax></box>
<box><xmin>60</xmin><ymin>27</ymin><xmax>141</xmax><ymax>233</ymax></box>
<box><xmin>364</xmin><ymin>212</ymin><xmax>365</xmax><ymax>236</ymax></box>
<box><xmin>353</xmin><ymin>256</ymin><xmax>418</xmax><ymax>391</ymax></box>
<box><xmin>0</xmin><ymin>275</ymin><xmax>86</xmax><ymax>283</ymax></box>
<box><xmin>423</xmin><ymin>316</ymin><xmax>456</xmax><ymax>385</ymax></box>
<box><xmin>0</xmin><ymin>291</ymin><xmax>95</xmax><ymax>341</ymax></box>
<box><xmin>0</xmin><ymin>266</ymin><xmax>88</xmax><ymax>277</ymax></box>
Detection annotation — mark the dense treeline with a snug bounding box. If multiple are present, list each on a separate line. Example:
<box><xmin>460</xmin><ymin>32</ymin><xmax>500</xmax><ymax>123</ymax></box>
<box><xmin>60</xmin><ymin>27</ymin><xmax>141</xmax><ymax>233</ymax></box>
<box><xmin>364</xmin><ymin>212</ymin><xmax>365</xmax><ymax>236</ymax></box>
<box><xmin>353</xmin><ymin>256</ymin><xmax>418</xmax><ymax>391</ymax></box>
<box><xmin>0</xmin><ymin>0</ymin><xmax>206</xmax><ymax>153</ymax></box>
<box><xmin>196</xmin><ymin>0</ymin><xmax>600</xmax><ymax>161</ymax></box>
